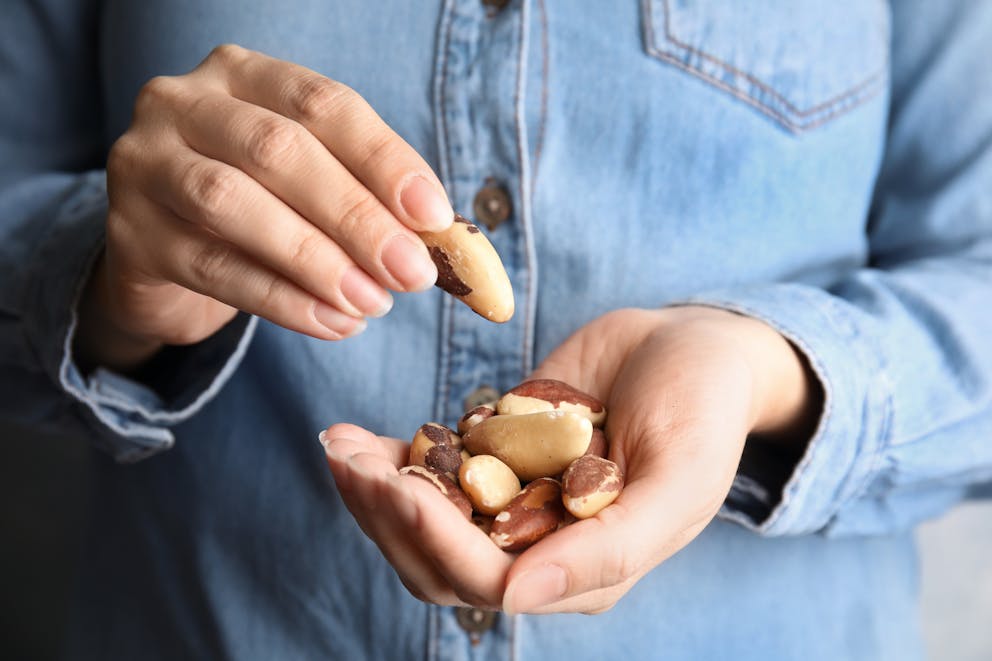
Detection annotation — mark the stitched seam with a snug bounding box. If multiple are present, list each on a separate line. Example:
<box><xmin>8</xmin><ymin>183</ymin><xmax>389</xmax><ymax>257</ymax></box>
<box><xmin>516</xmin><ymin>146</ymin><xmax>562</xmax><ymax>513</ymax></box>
<box><xmin>516</xmin><ymin>0</ymin><xmax>537</xmax><ymax>378</ymax></box>
<box><xmin>651</xmin><ymin>53</ymin><xmax>884</xmax><ymax>133</ymax></box>
<box><xmin>433</xmin><ymin>0</ymin><xmax>457</xmax><ymax>426</ymax></box>
<box><xmin>646</xmin><ymin>0</ymin><xmax>887</xmax><ymax>129</ymax></box>
<box><xmin>530</xmin><ymin>0</ymin><xmax>549</xmax><ymax>196</ymax></box>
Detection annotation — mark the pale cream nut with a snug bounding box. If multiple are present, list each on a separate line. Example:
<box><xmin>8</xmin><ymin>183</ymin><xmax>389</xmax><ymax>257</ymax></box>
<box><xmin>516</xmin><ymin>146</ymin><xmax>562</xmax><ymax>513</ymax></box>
<box><xmin>462</xmin><ymin>410</ymin><xmax>593</xmax><ymax>482</ymax></box>
<box><xmin>561</xmin><ymin>455</ymin><xmax>624</xmax><ymax>519</ymax></box>
<box><xmin>458</xmin><ymin>454</ymin><xmax>522</xmax><ymax>516</ymax></box>
<box><xmin>496</xmin><ymin>379</ymin><xmax>606</xmax><ymax>427</ymax></box>
<box><xmin>419</xmin><ymin>214</ymin><xmax>514</xmax><ymax>323</ymax></box>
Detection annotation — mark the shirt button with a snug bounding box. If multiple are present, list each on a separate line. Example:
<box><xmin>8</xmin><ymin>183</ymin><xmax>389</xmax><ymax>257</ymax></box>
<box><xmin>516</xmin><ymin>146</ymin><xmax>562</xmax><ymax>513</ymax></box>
<box><xmin>481</xmin><ymin>0</ymin><xmax>511</xmax><ymax>16</ymax></box>
<box><xmin>455</xmin><ymin>606</ymin><xmax>498</xmax><ymax>644</ymax></box>
<box><xmin>463</xmin><ymin>385</ymin><xmax>500</xmax><ymax>412</ymax></box>
<box><xmin>472</xmin><ymin>179</ymin><xmax>512</xmax><ymax>231</ymax></box>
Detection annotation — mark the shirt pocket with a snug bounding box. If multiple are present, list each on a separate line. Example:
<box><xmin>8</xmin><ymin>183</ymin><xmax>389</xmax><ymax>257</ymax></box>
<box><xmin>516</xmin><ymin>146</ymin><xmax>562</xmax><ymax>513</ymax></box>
<box><xmin>641</xmin><ymin>0</ymin><xmax>890</xmax><ymax>133</ymax></box>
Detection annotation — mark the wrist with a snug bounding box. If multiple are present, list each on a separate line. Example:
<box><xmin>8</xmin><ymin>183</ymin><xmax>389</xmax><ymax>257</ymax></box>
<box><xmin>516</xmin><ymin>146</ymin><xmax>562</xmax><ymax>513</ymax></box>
<box><xmin>73</xmin><ymin>252</ymin><xmax>165</xmax><ymax>373</ymax></box>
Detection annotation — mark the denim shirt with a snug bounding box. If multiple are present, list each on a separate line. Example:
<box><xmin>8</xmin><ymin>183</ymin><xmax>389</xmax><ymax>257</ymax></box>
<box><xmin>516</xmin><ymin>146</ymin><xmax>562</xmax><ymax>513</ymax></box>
<box><xmin>2</xmin><ymin>0</ymin><xmax>991</xmax><ymax>659</ymax></box>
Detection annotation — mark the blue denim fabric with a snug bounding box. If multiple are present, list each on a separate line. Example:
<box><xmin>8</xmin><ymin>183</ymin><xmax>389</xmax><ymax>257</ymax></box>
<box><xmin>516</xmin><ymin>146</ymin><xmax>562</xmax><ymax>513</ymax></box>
<box><xmin>2</xmin><ymin>0</ymin><xmax>991</xmax><ymax>659</ymax></box>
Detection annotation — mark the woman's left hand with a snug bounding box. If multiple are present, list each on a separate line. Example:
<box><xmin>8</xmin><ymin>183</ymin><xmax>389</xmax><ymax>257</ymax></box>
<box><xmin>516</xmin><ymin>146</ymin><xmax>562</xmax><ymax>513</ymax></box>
<box><xmin>321</xmin><ymin>306</ymin><xmax>820</xmax><ymax>613</ymax></box>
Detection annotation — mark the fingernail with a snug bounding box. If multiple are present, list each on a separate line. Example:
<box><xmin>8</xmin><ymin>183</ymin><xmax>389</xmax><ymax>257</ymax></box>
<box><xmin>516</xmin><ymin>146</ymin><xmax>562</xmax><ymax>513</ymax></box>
<box><xmin>505</xmin><ymin>564</ymin><xmax>568</xmax><ymax>614</ymax></box>
<box><xmin>340</xmin><ymin>266</ymin><xmax>393</xmax><ymax>317</ymax></box>
<box><xmin>314</xmin><ymin>302</ymin><xmax>367</xmax><ymax>338</ymax></box>
<box><xmin>317</xmin><ymin>430</ymin><xmax>329</xmax><ymax>449</ymax></box>
<box><xmin>381</xmin><ymin>234</ymin><xmax>437</xmax><ymax>291</ymax></box>
<box><xmin>400</xmin><ymin>175</ymin><xmax>453</xmax><ymax>232</ymax></box>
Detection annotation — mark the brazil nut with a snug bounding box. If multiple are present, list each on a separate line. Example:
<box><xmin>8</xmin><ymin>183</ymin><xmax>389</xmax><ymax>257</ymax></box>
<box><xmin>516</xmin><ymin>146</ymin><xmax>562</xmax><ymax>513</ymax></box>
<box><xmin>462</xmin><ymin>410</ymin><xmax>593</xmax><ymax>482</ymax></box>
<box><xmin>419</xmin><ymin>213</ymin><xmax>514</xmax><ymax>323</ymax></box>
<box><xmin>458</xmin><ymin>454</ymin><xmax>521</xmax><ymax>516</ymax></box>
<box><xmin>489</xmin><ymin>478</ymin><xmax>565</xmax><ymax>552</ymax></box>
<box><xmin>496</xmin><ymin>378</ymin><xmax>606</xmax><ymax>428</ymax></box>
<box><xmin>398</xmin><ymin>465</ymin><xmax>473</xmax><ymax>520</ymax></box>
<box><xmin>408</xmin><ymin>422</ymin><xmax>462</xmax><ymax>468</ymax></box>
<box><xmin>561</xmin><ymin>455</ymin><xmax>624</xmax><ymax>519</ymax></box>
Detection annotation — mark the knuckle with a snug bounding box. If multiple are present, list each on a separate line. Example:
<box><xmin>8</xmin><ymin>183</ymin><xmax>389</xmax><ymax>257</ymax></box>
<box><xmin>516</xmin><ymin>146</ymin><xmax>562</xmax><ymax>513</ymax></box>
<box><xmin>254</xmin><ymin>272</ymin><xmax>287</xmax><ymax>314</ymax></box>
<box><xmin>106</xmin><ymin>136</ymin><xmax>140</xmax><ymax>182</ymax></box>
<box><xmin>181</xmin><ymin>162</ymin><xmax>240</xmax><ymax>221</ymax></box>
<box><xmin>355</xmin><ymin>132</ymin><xmax>402</xmax><ymax>177</ymax></box>
<box><xmin>245</xmin><ymin>117</ymin><xmax>303</xmax><ymax>171</ymax></box>
<box><xmin>335</xmin><ymin>193</ymin><xmax>383</xmax><ymax>236</ymax></box>
<box><xmin>189</xmin><ymin>240</ymin><xmax>233</xmax><ymax>288</ymax></box>
<box><xmin>135</xmin><ymin>75</ymin><xmax>183</xmax><ymax>114</ymax></box>
<box><xmin>206</xmin><ymin>43</ymin><xmax>246</xmax><ymax>67</ymax></box>
<box><xmin>288</xmin><ymin>231</ymin><xmax>326</xmax><ymax>274</ymax></box>
<box><xmin>288</xmin><ymin>75</ymin><xmax>351</xmax><ymax>124</ymax></box>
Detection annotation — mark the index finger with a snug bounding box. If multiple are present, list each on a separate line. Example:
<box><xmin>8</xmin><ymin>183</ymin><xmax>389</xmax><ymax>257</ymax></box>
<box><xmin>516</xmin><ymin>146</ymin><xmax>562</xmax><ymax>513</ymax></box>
<box><xmin>201</xmin><ymin>44</ymin><xmax>453</xmax><ymax>233</ymax></box>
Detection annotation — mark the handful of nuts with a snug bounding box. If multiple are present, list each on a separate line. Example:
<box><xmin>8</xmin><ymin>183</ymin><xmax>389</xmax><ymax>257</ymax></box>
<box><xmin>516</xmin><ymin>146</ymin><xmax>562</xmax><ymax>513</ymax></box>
<box><xmin>399</xmin><ymin>379</ymin><xmax>624</xmax><ymax>552</ymax></box>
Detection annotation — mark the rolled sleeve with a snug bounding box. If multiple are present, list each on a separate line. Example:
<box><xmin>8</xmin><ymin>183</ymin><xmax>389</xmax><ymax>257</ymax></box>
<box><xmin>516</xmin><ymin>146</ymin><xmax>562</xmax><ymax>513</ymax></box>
<box><xmin>680</xmin><ymin>283</ymin><xmax>894</xmax><ymax>536</ymax></box>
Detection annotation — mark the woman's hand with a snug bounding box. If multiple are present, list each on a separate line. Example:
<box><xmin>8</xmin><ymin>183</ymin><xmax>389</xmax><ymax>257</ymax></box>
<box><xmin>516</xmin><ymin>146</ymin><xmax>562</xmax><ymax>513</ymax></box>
<box><xmin>321</xmin><ymin>306</ymin><xmax>821</xmax><ymax>613</ymax></box>
<box><xmin>77</xmin><ymin>44</ymin><xmax>453</xmax><ymax>370</ymax></box>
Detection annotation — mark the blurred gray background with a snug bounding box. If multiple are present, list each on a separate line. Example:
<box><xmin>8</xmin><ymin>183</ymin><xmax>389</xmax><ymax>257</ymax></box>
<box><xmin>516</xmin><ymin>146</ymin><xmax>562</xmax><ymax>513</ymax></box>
<box><xmin>1</xmin><ymin>422</ymin><xmax>990</xmax><ymax>660</ymax></box>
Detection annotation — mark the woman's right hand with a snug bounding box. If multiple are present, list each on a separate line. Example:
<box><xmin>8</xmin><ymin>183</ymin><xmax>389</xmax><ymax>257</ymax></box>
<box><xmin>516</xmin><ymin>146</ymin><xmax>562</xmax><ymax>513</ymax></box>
<box><xmin>76</xmin><ymin>44</ymin><xmax>453</xmax><ymax>370</ymax></box>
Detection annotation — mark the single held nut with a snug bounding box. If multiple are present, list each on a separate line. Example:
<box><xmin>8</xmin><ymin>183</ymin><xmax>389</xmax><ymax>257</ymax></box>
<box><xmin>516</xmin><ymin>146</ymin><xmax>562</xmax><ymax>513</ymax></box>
<box><xmin>561</xmin><ymin>455</ymin><xmax>624</xmax><ymax>519</ymax></box>
<box><xmin>457</xmin><ymin>402</ymin><xmax>497</xmax><ymax>435</ymax></box>
<box><xmin>584</xmin><ymin>428</ymin><xmax>609</xmax><ymax>459</ymax></box>
<box><xmin>458</xmin><ymin>455</ymin><xmax>522</xmax><ymax>516</ymax></box>
<box><xmin>419</xmin><ymin>214</ymin><xmax>514</xmax><ymax>323</ymax></box>
<box><xmin>489</xmin><ymin>478</ymin><xmax>566</xmax><ymax>552</ymax></box>
<box><xmin>398</xmin><ymin>465</ymin><xmax>473</xmax><ymax>520</ymax></box>
<box><xmin>408</xmin><ymin>422</ymin><xmax>462</xmax><ymax>468</ymax></box>
<box><xmin>462</xmin><ymin>410</ymin><xmax>593</xmax><ymax>482</ymax></box>
<box><xmin>496</xmin><ymin>379</ymin><xmax>607</xmax><ymax>428</ymax></box>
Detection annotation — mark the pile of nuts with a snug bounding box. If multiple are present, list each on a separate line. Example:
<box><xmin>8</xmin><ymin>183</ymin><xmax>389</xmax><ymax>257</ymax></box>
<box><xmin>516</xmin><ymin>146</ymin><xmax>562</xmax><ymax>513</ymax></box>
<box><xmin>399</xmin><ymin>379</ymin><xmax>624</xmax><ymax>552</ymax></box>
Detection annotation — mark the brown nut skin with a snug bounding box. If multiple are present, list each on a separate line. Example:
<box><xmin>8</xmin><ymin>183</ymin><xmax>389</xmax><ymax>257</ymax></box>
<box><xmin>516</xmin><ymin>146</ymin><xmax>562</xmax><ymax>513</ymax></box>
<box><xmin>419</xmin><ymin>214</ymin><xmax>514</xmax><ymax>323</ymax></box>
<box><xmin>424</xmin><ymin>444</ymin><xmax>463</xmax><ymax>482</ymax></box>
<box><xmin>489</xmin><ymin>478</ymin><xmax>565</xmax><ymax>552</ymax></box>
<box><xmin>408</xmin><ymin>422</ymin><xmax>462</xmax><ymax>467</ymax></box>
<box><xmin>398</xmin><ymin>465</ymin><xmax>473</xmax><ymax>520</ymax></box>
<box><xmin>496</xmin><ymin>379</ymin><xmax>607</xmax><ymax>428</ymax></box>
<box><xmin>458</xmin><ymin>454</ymin><xmax>522</xmax><ymax>516</ymax></box>
<box><xmin>561</xmin><ymin>455</ymin><xmax>624</xmax><ymax>520</ymax></box>
<box><xmin>457</xmin><ymin>402</ymin><xmax>496</xmax><ymax>435</ymax></box>
<box><xmin>462</xmin><ymin>410</ymin><xmax>593</xmax><ymax>482</ymax></box>
<box><xmin>584</xmin><ymin>428</ymin><xmax>609</xmax><ymax>459</ymax></box>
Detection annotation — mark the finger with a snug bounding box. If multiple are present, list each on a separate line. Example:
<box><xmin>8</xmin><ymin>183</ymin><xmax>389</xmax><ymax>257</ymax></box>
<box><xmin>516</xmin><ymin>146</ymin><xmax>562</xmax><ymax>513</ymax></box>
<box><xmin>391</xmin><ymin>472</ymin><xmax>512</xmax><ymax>608</ymax></box>
<box><xmin>144</xmin><ymin>201</ymin><xmax>365</xmax><ymax>340</ymax></box>
<box><xmin>200</xmin><ymin>44</ymin><xmax>454</xmax><ymax>233</ymax></box>
<box><xmin>320</xmin><ymin>423</ymin><xmax>410</xmax><ymax>472</ymax></box>
<box><xmin>331</xmin><ymin>452</ymin><xmax>465</xmax><ymax>606</ymax></box>
<box><xmin>173</xmin><ymin>90</ymin><xmax>436</xmax><ymax>293</ymax></box>
<box><xmin>144</xmin><ymin>143</ymin><xmax>393</xmax><ymax>319</ymax></box>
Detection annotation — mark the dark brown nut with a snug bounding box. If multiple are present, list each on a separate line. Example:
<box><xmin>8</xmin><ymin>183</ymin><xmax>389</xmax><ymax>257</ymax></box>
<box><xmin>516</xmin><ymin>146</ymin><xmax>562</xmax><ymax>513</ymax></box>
<box><xmin>584</xmin><ymin>428</ymin><xmax>609</xmax><ymax>459</ymax></box>
<box><xmin>471</xmin><ymin>514</ymin><xmax>495</xmax><ymax>535</ymax></box>
<box><xmin>458</xmin><ymin>455</ymin><xmax>521</xmax><ymax>516</ymax></box>
<box><xmin>489</xmin><ymin>478</ymin><xmax>566</xmax><ymax>552</ymax></box>
<box><xmin>496</xmin><ymin>379</ymin><xmax>606</xmax><ymax>427</ymax></box>
<box><xmin>462</xmin><ymin>410</ymin><xmax>593</xmax><ymax>482</ymax></box>
<box><xmin>457</xmin><ymin>402</ymin><xmax>497</xmax><ymax>435</ymax></box>
<box><xmin>408</xmin><ymin>422</ymin><xmax>462</xmax><ymax>467</ymax></box>
<box><xmin>424</xmin><ymin>444</ymin><xmax>463</xmax><ymax>482</ymax></box>
<box><xmin>419</xmin><ymin>213</ymin><xmax>514</xmax><ymax>323</ymax></box>
<box><xmin>398</xmin><ymin>465</ymin><xmax>473</xmax><ymax>520</ymax></box>
<box><xmin>561</xmin><ymin>455</ymin><xmax>624</xmax><ymax>520</ymax></box>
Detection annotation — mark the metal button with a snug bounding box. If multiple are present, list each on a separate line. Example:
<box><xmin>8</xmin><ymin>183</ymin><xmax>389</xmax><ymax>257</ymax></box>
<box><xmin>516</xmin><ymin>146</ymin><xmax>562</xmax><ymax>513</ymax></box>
<box><xmin>455</xmin><ymin>606</ymin><xmax>498</xmax><ymax>639</ymax></box>
<box><xmin>463</xmin><ymin>385</ymin><xmax>500</xmax><ymax>412</ymax></box>
<box><xmin>472</xmin><ymin>179</ymin><xmax>512</xmax><ymax>231</ymax></box>
<box><xmin>481</xmin><ymin>0</ymin><xmax>511</xmax><ymax>16</ymax></box>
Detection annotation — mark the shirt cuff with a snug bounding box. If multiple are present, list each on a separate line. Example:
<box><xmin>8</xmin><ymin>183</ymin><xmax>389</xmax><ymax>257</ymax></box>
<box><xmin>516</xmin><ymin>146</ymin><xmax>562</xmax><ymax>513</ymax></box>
<box><xmin>21</xmin><ymin>170</ymin><xmax>257</xmax><ymax>462</ymax></box>
<box><xmin>673</xmin><ymin>282</ymin><xmax>894</xmax><ymax>536</ymax></box>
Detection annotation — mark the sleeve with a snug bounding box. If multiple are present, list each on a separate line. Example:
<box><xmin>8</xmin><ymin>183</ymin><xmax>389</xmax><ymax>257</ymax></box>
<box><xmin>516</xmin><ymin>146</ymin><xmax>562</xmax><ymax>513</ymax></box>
<box><xmin>691</xmin><ymin>0</ymin><xmax>992</xmax><ymax>536</ymax></box>
<box><xmin>0</xmin><ymin>0</ymin><xmax>256</xmax><ymax>463</ymax></box>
